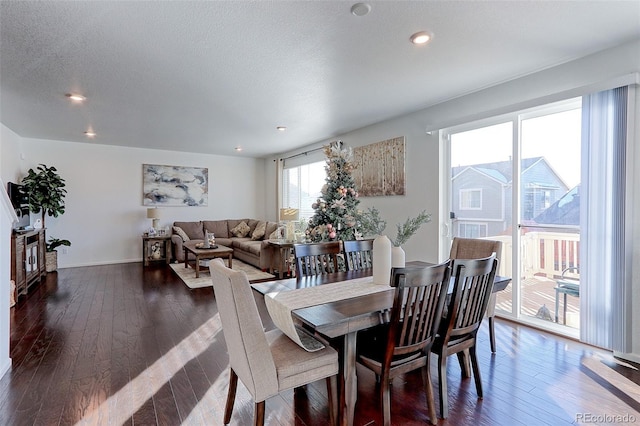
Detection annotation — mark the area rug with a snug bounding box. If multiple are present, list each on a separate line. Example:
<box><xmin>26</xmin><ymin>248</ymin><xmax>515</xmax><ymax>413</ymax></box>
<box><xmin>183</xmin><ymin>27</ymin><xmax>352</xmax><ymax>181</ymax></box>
<box><xmin>170</xmin><ymin>259</ymin><xmax>275</xmax><ymax>289</ymax></box>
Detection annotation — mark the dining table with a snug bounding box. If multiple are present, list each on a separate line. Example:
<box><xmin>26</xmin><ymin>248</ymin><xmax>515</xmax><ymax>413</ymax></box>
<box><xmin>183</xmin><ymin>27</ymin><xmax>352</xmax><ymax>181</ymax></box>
<box><xmin>251</xmin><ymin>261</ymin><xmax>511</xmax><ymax>426</ymax></box>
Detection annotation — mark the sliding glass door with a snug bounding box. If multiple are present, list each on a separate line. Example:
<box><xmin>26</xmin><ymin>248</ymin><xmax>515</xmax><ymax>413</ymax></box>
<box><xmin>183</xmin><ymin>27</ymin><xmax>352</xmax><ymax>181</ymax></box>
<box><xmin>446</xmin><ymin>98</ymin><xmax>582</xmax><ymax>335</ymax></box>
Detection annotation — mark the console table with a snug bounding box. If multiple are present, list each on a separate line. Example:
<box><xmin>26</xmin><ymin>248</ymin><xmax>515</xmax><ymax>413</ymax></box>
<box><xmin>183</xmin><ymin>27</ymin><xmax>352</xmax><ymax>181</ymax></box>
<box><xmin>11</xmin><ymin>228</ymin><xmax>46</xmax><ymax>299</ymax></box>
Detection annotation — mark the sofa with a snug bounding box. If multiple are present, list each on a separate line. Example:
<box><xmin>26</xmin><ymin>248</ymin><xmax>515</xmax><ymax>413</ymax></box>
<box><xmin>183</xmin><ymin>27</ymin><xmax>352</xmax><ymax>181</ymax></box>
<box><xmin>171</xmin><ymin>219</ymin><xmax>279</xmax><ymax>271</ymax></box>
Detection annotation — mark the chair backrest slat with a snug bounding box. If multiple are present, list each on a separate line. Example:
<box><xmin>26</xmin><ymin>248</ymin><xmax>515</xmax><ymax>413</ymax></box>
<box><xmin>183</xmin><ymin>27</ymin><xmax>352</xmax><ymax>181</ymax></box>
<box><xmin>293</xmin><ymin>242</ymin><xmax>341</xmax><ymax>278</ymax></box>
<box><xmin>342</xmin><ymin>239</ymin><xmax>374</xmax><ymax>271</ymax></box>
<box><xmin>444</xmin><ymin>256</ymin><xmax>498</xmax><ymax>340</ymax></box>
<box><xmin>385</xmin><ymin>262</ymin><xmax>451</xmax><ymax>361</ymax></box>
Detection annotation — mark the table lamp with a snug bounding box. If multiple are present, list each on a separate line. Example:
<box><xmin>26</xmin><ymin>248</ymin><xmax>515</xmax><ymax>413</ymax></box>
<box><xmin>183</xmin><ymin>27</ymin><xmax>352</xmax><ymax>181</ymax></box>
<box><xmin>279</xmin><ymin>208</ymin><xmax>299</xmax><ymax>242</ymax></box>
<box><xmin>147</xmin><ymin>207</ymin><xmax>160</xmax><ymax>230</ymax></box>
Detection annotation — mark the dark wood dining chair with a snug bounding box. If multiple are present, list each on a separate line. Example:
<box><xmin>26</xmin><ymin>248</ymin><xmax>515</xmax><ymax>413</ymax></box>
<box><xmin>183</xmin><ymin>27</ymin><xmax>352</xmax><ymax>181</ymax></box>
<box><xmin>431</xmin><ymin>255</ymin><xmax>498</xmax><ymax>419</ymax></box>
<box><xmin>342</xmin><ymin>239</ymin><xmax>374</xmax><ymax>271</ymax></box>
<box><xmin>293</xmin><ymin>241</ymin><xmax>341</xmax><ymax>278</ymax></box>
<box><xmin>356</xmin><ymin>261</ymin><xmax>452</xmax><ymax>425</ymax></box>
<box><xmin>448</xmin><ymin>237</ymin><xmax>502</xmax><ymax>352</ymax></box>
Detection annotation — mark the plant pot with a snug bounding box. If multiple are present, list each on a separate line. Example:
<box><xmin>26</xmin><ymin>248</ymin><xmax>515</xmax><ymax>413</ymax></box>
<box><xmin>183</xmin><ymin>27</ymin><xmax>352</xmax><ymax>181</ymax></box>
<box><xmin>45</xmin><ymin>251</ymin><xmax>58</xmax><ymax>272</ymax></box>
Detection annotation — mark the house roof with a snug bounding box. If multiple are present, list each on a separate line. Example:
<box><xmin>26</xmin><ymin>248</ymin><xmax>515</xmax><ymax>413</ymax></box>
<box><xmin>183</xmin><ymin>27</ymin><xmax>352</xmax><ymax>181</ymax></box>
<box><xmin>1</xmin><ymin>2</ymin><xmax>639</xmax><ymax>157</ymax></box>
<box><xmin>533</xmin><ymin>185</ymin><xmax>580</xmax><ymax>226</ymax></box>
<box><xmin>452</xmin><ymin>157</ymin><xmax>543</xmax><ymax>183</ymax></box>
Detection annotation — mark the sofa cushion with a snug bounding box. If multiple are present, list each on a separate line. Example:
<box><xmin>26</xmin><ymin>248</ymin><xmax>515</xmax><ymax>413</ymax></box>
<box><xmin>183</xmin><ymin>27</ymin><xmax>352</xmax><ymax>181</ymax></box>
<box><xmin>265</xmin><ymin>222</ymin><xmax>278</xmax><ymax>239</ymax></box>
<box><xmin>204</xmin><ymin>220</ymin><xmax>229</xmax><ymax>238</ymax></box>
<box><xmin>230</xmin><ymin>221</ymin><xmax>251</xmax><ymax>237</ymax></box>
<box><xmin>172</xmin><ymin>226</ymin><xmax>190</xmax><ymax>242</ymax></box>
<box><xmin>251</xmin><ymin>221</ymin><xmax>267</xmax><ymax>240</ymax></box>
<box><xmin>233</xmin><ymin>239</ymin><xmax>262</xmax><ymax>256</ymax></box>
<box><xmin>173</xmin><ymin>221</ymin><xmax>204</xmax><ymax>240</ymax></box>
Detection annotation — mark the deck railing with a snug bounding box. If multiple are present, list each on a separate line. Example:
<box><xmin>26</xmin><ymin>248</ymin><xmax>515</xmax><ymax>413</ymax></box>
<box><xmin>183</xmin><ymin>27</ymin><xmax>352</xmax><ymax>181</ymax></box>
<box><xmin>482</xmin><ymin>231</ymin><xmax>580</xmax><ymax>279</ymax></box>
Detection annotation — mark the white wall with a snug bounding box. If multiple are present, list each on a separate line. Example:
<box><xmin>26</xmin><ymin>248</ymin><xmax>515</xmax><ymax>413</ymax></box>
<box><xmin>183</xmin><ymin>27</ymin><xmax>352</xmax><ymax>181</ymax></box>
<box><xmin>16</xmin><ymin>138</ymin><xmax>267</xmax><ymax>268</ymax></box>
<box><xmin>266</xmin><ymin>40</ymin><xmax>640</xmax><ymax>361</ymax></box>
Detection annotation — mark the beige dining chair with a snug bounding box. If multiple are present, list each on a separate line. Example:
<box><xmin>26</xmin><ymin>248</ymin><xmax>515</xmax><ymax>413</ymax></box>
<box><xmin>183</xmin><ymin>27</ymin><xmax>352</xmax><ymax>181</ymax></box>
<box><xmin>431</xmin><ymin>255</ymin><xmax>498</xmax><ymax>419</ymax></box>
<box><xmin>209</xmin><ymin>258</ymin><xmax>339</xmax><ymax>426</ymax></box>
<box><xmin>342</xmin><ymin>239</ymin><xmax>374</xmax><ymax>271</ymax></box>
<box><xmin>448</xmin><ymin>237</ymin><xmax>502</xmax><ymax>352</ymax></box>
<box><xmin>293</xmin><ymin>241</ymin><xmax>341</xmax><ymax>278</ymax></box>
<box><xmin>356</xmin><ymin>261</ymin><xmax>452</xmax><ymax>425</ymax></box>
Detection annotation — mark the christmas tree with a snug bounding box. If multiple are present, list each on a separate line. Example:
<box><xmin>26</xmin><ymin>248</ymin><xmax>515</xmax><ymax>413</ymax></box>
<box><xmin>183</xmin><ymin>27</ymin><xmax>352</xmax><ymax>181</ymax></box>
<box><xmin>306</xmin><ymin>141</ymin><xmax>361</xmax><ymax>242</ymax></box>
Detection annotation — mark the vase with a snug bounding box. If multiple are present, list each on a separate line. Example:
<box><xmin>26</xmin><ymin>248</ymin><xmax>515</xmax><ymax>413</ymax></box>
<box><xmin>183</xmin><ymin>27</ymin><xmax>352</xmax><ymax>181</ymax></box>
<box><xmin>372</xmin><ymin>235</ymin><xmax>392</xmax><ymax>285</ymax></box>
<box><xmin>391</xmin><ymin>246</ymin><xmax>405</xmax><ymax>268</ymax></box>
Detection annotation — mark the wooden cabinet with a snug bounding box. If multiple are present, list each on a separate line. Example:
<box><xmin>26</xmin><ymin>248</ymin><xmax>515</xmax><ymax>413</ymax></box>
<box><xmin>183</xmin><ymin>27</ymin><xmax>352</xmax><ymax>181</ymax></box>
<box><xmin>11</xmin><ymin>229</ymin><xmax>46</xmax><ymax>299</ymax></box>
<box><xmin>142</xmin><ymin>235</ymin><xmax>172</xmax><ymax>266</ymax></box>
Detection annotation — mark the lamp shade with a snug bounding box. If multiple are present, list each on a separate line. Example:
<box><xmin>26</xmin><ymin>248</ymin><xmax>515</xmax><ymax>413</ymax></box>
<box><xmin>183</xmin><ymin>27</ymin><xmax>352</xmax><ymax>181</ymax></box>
<box><xmin>147</xmin><ymin>208</ymin><xmax>160</xmax><ymax>219</ymax></box>
<box><xmin>279</xmin><ymin>208</ymin><xmax>299</xmax><ymax>221</ymax></box>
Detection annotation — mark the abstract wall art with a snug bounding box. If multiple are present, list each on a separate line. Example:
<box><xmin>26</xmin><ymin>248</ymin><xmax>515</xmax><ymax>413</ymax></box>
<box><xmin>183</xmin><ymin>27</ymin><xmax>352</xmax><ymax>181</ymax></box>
<box><xmin>352</xmin><ymin>136</ymin><xmax>405</xmax><ymax>197</ymax></box>
<box><xmin>143</xmin><ymin>164</ymin><xmax>208</xmax><ymax>206</ymax></box>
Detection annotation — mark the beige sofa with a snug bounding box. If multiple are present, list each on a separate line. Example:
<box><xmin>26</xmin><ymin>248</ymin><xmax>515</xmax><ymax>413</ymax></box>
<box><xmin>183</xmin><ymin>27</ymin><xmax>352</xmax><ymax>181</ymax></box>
<box><xmin>171</xmin><ymin>219</ymin><xmax>279</xmax><ymax>271</ymax></box>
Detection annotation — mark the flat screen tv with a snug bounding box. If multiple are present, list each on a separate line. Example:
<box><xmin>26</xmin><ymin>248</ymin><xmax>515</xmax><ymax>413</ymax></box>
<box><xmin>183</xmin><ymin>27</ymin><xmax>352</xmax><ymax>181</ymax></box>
<box><xmin>7</xmin><ymin>182</ymin><xmax>30</xmax><ymax>230</ymax></box>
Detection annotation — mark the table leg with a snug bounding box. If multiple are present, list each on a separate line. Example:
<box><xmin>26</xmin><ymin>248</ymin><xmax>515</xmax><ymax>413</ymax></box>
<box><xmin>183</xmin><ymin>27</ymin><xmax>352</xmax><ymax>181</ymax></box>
<box><xmin>340</xmin><ymin>332</ymin><xmax>357</xmax><ymax>426</ymax></box>
<box><xmin>195</xmin><ymin>254</ymin><xmax>201</xmax><ymax>278</ymax></box>
<box><xmin>184</xmin><ymin>248</ymin><xmax>188</xmax><ymax>269</ymax></box>
<box><xmin>228</xmin><ymin>253</ymin><xmax>233</xmax><ymax>269</ymax></box>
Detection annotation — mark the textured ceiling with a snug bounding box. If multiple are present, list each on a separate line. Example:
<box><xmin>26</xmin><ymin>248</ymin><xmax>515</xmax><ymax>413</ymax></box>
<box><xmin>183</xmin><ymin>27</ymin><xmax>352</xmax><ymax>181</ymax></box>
<box><xmin>1</xmin><ymin>1</ymin><xmax>639</xmax><ymax>158</ymax></box>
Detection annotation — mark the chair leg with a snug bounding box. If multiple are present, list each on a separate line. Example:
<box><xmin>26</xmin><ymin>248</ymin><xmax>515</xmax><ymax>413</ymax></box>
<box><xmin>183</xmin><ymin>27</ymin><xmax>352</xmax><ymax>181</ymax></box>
<box><xmin>380</xmin><ymin>373</ymin><xmax>391</xmax><ymax>426</ymax></box>
<box><xmin>438</xmin><ymin>353</ymin><xmax>449</xmax><ymax>419</ymax></box>
<box><xmin>456</xmin><ymin>350</ymin><xmax>471</xmax><ymax>378</ymax></box>
<box><xmin>555</xmin><ymin>288</ymin><xmax>560</xmax><ymax>323</ymax></box>
<box><xmin>224</xmin><ymin>368</ymin><xmax>238</xmax><ymax>424</ymax></box>
<box><xmin>421</xmin><ymin>363</ymin><xmax>437</xmax><ymax>425</ymax></box>
<box><xmin>563</xmin><ymin>293</ymin><xmax>568</xmax><ymax>325</ymax></box>
<box><xmin>488</xmin><ymin>316</ymin><xmax>496</xmax><ymax>353</ymax></box>
<box><xmin>326</xmin><ymin>375</ymin><xmax>338</xmax><ymax>426</ymax></box>
<box><xmin>469</xmin><ymin>345</ymin><xmax>483</xmax><ymax>399</ymax></box>
<box><xmin>254</xmin><ymin>401</ymin><xmax>265</xmax><ymax>426</ymax></box>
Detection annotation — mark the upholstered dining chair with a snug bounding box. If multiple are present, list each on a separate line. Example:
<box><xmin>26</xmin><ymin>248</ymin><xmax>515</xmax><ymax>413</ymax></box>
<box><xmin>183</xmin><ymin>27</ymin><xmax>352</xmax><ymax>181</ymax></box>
<box><xmin>431</xmin><ymin>255</ymin><xmax>498</xmax><ymax>419</ymax></box>
<box><xmin>342</xmin><ymin>239</ymin><xmax>374</xmax><ymax>271</ymax></box>
<box><xmin>209</xmin><ymin>258</ymin><xmax>339</xmax><ymax>426</ymax></box>
<box><xmin>356</xmin><ymin>261</ymin><xmax>452</xmax><ymax>425</ymax></box>
<box><xmin>448</xmin><ymin>237</ymin><xmax>502</xmax><ymax>352</ymax></box>
<box><xmin>293</xmin><ymin>241</ymin><xmax>341</xmax><ymax>278</ymax></box>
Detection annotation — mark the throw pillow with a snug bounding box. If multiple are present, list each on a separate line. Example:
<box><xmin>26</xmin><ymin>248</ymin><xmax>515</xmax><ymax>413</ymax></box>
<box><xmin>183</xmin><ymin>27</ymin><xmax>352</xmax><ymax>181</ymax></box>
<box><xmin>173</xmin><ymin>226</ymin><xmax>190</xmax><ymax>241</ymax></box>
<box><xmin>251</xmin><ymin>221</ymin><xmax>267</xmax><ymax>240</ymax></box>
<box><xmin>230</xmin><ymin>221</ymin><xmax>251</xmax><ymax>238</ymax></box>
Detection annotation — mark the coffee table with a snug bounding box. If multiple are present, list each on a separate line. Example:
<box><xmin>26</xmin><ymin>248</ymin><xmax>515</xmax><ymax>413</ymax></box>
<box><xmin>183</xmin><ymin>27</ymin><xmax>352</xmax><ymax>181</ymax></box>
<box><xmin>183</xmin><ymin>241</ymin><xmax>233</xmax><ymax>278</ymax></box>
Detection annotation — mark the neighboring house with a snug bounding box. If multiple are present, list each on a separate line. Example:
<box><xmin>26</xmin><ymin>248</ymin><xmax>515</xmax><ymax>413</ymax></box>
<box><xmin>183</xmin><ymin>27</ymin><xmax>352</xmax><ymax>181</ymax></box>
<box><xmin>451</xmin><ymin>157</ymin><xmax>569</xmax><ymax>237</ymax></box>
<box><xmin>533</xmin><ymin>185</ymin><xmax>580</xmax><ymax>226</ymax></box>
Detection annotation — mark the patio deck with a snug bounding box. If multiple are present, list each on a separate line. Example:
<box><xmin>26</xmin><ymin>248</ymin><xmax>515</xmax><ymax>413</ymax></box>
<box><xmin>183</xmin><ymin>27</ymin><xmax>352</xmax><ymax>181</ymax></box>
<box><xmin>495</xmin><ymin>276</ymin><xmax>580</xmax><ymax>328</ymax></box>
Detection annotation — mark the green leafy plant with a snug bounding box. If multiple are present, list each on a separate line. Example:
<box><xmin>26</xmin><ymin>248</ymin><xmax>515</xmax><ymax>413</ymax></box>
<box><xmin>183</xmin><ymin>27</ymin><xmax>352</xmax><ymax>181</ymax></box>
<box><xmin>357</xmin><ymin>206</ymin><xmax>387</xmax><ymax>237</ymax></box>
<box><xmin>392</xmin><ymin>210</ymin><xmax>432</xmax><ymax>247</ymax></box>
<box><xmin>46</xmin><ymin>237</ymin><xmax>71</xmax><ymax>253</ymax></box>
<box><xmin>21</xmin><ymin>164</ymin><xmax>67</xmax><ymax>227</ymax></box>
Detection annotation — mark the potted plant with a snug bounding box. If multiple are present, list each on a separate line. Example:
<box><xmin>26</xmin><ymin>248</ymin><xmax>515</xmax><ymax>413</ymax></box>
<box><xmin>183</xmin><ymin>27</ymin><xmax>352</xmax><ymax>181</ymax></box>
<box><xmin>21</xmin><ymin>164</ymin><xmax>67</xmax><ymax>228</ymax></box>
<box><xmin>45</xmin><ymin>238</ymin><xmax>71</xmax><ymax>272</ymax></box>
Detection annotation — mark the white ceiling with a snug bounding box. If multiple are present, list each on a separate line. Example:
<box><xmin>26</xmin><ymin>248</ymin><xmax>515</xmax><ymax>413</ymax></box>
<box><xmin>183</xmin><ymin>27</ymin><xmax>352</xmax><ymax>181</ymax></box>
<box><xmin>1</xmin><ymin>1</ymin><xmax>639</xmax><ymax>158</ymax></box>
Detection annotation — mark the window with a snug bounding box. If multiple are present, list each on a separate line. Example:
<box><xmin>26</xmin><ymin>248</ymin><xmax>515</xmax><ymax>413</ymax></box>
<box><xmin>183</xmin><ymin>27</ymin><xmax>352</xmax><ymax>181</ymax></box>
<box><xmin>458</xmin><ymin>222</ymin><xmax>487</xmax><ymax>238</ymax></box>
<box><xmin>282</xmin><ymin>160</ymin><xmax>325</xmax><ymax>221</ymax></box>
<box><xmin>459</xmin><ymin>189</ymin><xmax>482</xmax><ymax>210</ymax></box>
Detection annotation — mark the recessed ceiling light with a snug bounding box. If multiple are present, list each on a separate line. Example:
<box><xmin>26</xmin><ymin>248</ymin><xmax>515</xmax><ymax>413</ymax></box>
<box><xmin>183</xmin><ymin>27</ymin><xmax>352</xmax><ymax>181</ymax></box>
<box><xmin>84</xmin><ymin>130</ymin><xmax>96</xmax><ymax>137</ymax></box>
<box><xmin>410</xmin><ymin>31</ymin><xmax>432</xmax><ymax>45</ymax></box>
<box><xmin>350</xmin><ymin>3</ymin><xmax>371</xmax><ymax>17</ymax></box>
<box><xmin>235</xmin><ymin>146</ymin><xmax>243</xmax><ymax>152</ymax></box>
<box><xmin>66</xmin><ymin>93</ymin><xmax>86</xmax><ymax>102</ymax></box>
<box><xmin>276</xmin><ymin>126</ymin><xmax>287</xmax><ymax>132</ymax></box>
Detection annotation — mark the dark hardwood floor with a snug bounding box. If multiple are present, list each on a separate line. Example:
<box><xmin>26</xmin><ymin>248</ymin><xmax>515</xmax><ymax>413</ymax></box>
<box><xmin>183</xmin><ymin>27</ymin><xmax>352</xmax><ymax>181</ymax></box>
<box><xmin>1</xmin><ymin>262</ymin><xmax>639</xmax><ymax>425</ymax></box>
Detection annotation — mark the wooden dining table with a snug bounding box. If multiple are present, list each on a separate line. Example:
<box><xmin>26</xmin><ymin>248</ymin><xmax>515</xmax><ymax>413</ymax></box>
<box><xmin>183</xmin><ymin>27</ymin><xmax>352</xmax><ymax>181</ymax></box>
<box><xmin>251</xmin><ymin>261</ymin><xmax>511</xmax><ymax>426</ymax></box>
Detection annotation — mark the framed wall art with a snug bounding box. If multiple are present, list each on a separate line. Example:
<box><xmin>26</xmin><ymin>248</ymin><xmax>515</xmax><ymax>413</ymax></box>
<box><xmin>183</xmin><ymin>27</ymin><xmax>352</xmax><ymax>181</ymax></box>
<box><xmin>142</xmin><ymin>164</ymin><xmax>208</xmax><ymax>206</ymax></box>
<box><xmin>352</xmin><ymin>136</ymin><xmax>405</xmax><ymax>197</ymax></box>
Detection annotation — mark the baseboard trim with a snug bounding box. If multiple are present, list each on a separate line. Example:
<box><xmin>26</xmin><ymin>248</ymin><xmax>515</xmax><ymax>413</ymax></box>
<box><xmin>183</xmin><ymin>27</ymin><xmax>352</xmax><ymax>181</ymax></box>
<box><xmin>613</xmin><ymin>351</ymin><xmax>640</xmax><ymax>365</ymax></box>
<box><xmin>0</xmin><ymin>357</ymin><xmax>12</xmax><ymax>380</ymax></box>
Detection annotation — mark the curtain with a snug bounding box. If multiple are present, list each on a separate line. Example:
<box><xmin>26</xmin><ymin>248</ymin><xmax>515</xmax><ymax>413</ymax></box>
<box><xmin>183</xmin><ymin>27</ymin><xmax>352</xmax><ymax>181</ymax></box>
<box><xmin>580</xmin><ymin>86</ymin><xmax>629</xmax><ymax>351</ymax></box>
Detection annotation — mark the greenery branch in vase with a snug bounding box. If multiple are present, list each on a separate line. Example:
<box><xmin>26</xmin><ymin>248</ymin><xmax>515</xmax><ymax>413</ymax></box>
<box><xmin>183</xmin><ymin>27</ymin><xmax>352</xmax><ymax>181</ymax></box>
<box><xmin>391</xmin><ymin>210</ymin><xmax>431</xmax><ymax>267</ymax></box>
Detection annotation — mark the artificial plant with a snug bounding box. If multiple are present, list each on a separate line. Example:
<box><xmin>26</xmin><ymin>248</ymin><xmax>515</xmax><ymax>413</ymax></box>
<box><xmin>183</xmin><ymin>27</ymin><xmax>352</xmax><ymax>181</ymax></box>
<box><xmin>21</xmin><ymin>164</ymin><xmax>67</xmax><ymax>228</ymax></box>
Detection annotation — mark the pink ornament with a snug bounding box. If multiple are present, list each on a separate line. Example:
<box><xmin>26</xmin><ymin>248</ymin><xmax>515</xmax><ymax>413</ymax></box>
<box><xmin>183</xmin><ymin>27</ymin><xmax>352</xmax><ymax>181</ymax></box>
<box><xmin>327</xmin><ymin>224</ymin><xmax>333</xmax><ymax>230</ymax></box>
<box><xmin>329</xmin><ymin>231</ymin><xmax>337</xmax><ymax>239</ymax></box>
